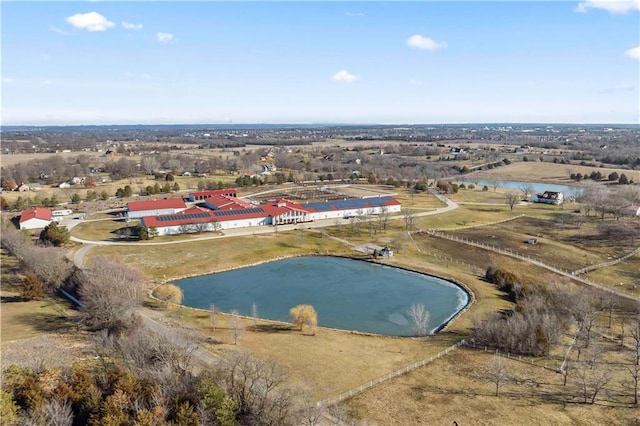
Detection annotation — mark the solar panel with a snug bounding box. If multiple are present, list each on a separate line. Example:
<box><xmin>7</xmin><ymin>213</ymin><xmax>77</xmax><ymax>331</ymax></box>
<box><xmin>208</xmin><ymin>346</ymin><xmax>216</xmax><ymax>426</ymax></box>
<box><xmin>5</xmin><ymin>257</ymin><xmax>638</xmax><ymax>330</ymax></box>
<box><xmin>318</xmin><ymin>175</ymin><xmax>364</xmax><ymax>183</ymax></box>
<box><xmin>214</xmin><ymin>207</ymin><xmax>263</xmax><ymax>217</ymax></box>
<box><xmin>303</xmin><ymin>197</ymin><xmax>392</xmax><ymax>212</ymax></box>
<box><xmin>156</xmin><ymin>211</ymin><xmax>211</xmax><ymax>222</ymax></box>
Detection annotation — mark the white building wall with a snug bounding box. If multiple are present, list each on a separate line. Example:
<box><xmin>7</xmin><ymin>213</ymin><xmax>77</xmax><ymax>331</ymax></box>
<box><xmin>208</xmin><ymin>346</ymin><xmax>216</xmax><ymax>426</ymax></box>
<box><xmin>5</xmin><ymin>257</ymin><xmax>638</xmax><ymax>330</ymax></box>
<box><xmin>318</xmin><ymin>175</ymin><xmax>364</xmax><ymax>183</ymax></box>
<box><xmin>217</xmin><ymin>216</ymin><xmax>271</xmax><ymax>230</ymax></box>
<box><xmin>20</xmin><ymin>218</ymin><xmax>52</xmax><ymax>230</ymax></box>
<box><xmin>308</xmin><ymin>204</ymin><xmax>400</xmax><ymax>221</ymax></box>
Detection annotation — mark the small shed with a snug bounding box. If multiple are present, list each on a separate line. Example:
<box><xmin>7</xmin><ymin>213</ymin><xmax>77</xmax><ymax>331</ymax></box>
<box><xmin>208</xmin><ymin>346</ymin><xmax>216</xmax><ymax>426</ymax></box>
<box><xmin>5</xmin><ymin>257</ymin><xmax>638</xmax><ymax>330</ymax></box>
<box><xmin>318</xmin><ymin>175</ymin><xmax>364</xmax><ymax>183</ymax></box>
<box><xmin>380</xmin><ymin>246</ymin><xmax>394</xmax><ymax>257</ymax></box>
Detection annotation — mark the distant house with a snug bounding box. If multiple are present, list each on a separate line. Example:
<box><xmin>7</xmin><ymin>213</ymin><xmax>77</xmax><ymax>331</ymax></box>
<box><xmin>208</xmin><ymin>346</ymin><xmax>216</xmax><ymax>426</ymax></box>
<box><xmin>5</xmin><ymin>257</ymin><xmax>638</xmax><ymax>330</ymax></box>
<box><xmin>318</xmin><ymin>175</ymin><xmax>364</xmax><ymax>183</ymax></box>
<box><xmin>530</xmin><ymin>191</ymin><xmax>564</xmax><ymax>205</ymax></box>
<box><xmin>16</xmin><ymin>184</ymin><xmax>30</xmax><ymax>192</ymax></box>
<box><xmin>126</xmin><ymin>198</ymin><xmax>187</xmax><ymax>219</ymax></box>
<box><xmin>19</xmin><ymin>207</ymin><xmax>52</xmax><ymax>230</ymax></box>
<box><xmin>620</xmin><ymin>205</ymin><xmax>640</xmax><ymax>217</ymax></box>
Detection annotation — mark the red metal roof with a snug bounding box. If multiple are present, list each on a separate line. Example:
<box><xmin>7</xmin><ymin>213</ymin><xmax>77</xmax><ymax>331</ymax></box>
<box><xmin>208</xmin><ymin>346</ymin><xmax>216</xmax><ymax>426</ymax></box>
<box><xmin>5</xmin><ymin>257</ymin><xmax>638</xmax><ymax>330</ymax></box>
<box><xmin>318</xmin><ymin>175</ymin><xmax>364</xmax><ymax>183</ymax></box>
<box><xmin>127</xmin><ymin>198</ymin><xmax>186</xmax><ymax>212</ymax></box>
<box><xmin>19</xmin><ymin>207</ymin><xmax>52</xmax><ymax>223</ymax></box>
<box><xmin>204</xmin><ymin>195</ymin><xmax>254</xmax><ymax>211</ymax></box>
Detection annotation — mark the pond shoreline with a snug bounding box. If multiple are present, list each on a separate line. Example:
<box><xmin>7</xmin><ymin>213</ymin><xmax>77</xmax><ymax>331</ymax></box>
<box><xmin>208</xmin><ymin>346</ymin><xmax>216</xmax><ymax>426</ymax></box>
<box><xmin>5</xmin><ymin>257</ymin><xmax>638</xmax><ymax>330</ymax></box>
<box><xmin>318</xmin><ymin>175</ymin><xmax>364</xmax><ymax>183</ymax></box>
<box><xmin>161</xmin><ymin>254</ymin><xmax>472</xmax><ymax>337</ymax></box>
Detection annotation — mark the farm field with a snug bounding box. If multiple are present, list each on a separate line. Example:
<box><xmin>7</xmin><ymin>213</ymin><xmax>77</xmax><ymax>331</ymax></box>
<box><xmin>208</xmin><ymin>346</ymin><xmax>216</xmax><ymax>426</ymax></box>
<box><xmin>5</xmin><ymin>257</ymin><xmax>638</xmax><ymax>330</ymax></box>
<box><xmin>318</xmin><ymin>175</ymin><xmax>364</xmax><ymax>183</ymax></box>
<box><xmin>467</xmin><ymin>161</ymin><xmax>640</xmax><ymax>185</ymax></box>
<box><xmin>344</xmin><ymin>345</ymin><xmax>638</xmax><ymax>425</ymax></box>
<box><xmin>3</xmin><ymin>161</ymin><xmax>639</xmax><ymax>425</ymax></box>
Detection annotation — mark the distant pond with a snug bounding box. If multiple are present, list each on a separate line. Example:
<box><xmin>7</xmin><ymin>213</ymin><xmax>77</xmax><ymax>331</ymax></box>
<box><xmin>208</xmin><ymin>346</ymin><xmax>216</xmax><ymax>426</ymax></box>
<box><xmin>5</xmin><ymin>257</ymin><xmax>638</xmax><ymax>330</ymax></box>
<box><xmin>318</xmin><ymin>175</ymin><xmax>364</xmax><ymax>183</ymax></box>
<box><xmin>452</xmin><ymin>179</ymin><xmax>583</xmax><ymax>197</ymax></box>
<box><xmin>176</xmin><ymin>256</ymin><xmax>469</xmax><ymax>337</ymax></box>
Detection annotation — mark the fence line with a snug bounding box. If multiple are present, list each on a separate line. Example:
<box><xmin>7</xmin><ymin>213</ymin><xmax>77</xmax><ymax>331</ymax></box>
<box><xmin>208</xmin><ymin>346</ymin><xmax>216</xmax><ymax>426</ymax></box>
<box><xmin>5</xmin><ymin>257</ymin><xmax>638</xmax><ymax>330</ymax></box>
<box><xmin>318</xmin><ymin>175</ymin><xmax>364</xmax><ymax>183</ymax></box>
<box><xmin>462</xmin><ymin>340</ymin><xmax>561</xmax><ymax>373</ymax></box>
<box><xmin>317</xmin><ymin>340</ymin><xmax>465</xmax><ymax>408</ymax></box>
<box><xmin>572</xmin><ymin>245</ymin><xmax>640</xmax><ymax>276</ymax></box>
<box><xmin>427</xmin><ymin>231</ymin><xmax>639</xmax><ymax>302</ymax></box>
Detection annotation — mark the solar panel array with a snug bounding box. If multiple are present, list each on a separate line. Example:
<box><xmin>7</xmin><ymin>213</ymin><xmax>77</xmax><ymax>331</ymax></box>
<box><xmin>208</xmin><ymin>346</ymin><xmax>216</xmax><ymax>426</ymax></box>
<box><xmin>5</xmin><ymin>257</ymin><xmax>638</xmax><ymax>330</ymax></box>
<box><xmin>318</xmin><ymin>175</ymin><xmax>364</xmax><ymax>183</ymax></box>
<box><xmin>303</xmin><ymin>196</ymin><xmax>392</xmax><ymax>212</ymax></box>
<box><xmin>214</xmin><ymin>207</ymin><xmax>264</xmax><ymax>217</ymax></box>
<box><xmin>156</xmin><ymin>212</ymin><xmax>211</xmax><ymax>222</ymax></box>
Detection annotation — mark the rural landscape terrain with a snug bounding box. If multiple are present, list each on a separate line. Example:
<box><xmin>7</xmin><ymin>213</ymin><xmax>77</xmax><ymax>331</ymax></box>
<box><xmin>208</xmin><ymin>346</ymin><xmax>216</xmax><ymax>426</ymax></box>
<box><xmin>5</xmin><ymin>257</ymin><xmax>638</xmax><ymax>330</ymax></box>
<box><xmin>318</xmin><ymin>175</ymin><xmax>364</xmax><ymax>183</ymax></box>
<box><xmin>1</xmin><ymin>123</ymin><xmax>639</xmax><ymax>425</ymax></box>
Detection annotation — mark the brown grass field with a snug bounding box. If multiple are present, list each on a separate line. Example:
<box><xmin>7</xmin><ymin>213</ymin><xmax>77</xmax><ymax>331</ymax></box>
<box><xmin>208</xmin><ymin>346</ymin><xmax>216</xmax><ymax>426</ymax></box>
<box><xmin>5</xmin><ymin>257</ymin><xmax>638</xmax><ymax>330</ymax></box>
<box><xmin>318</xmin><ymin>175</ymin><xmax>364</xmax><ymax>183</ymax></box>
<box><xmin>3</xmin><ymin>173</ymin><xmax>640</xmax><ymax>424</ymax></box>
<box><xmin>0</xmin><ymin>253</ymin><xmax>76</xmax><ymax>342</ymax></box>
<box><xmin>467</xmin><ymin>161</ymin><xmax>640</xmax><ymax>185</ymax></box>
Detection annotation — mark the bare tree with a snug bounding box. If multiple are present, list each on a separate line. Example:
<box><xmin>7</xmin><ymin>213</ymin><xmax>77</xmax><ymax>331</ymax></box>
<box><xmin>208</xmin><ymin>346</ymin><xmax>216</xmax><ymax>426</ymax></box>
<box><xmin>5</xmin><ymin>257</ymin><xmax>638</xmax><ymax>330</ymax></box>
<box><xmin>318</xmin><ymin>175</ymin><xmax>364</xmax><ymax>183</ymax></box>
<box><xmin>252</xmin><ymin>302</ymin><xmax>259</xmax><ymax>331</ymax></box>
<box><xmin>484</xmin><ymin>355</ymin><xmax>509</xmax><ymax>396</ymax></box>
<box><xmin>216</xmin><ymin>350</ymin><xmax>293</xmax><ymax>425</ymax></box>
<box><xmin>505</xmin><ymin>191</ymin><xmax>520</xmax><ymax>211</ymax></box>
<box><xmin>22</xmin><ymin>397</ymin><xmax>73</xmax><ymax>426</ymax></box>
<box><xmin>210</xmin><ymin>303</ymin><xmax>218</xmax><ymax>332</ymax></box>
<box><xmin>573</xmin><ymin>361</ymin><xmax>612</xmax><ymax>404</ymax></box>
<box><xmin>229</xmin><ymin>310</ymin><xmax>244</xmax><ymax>345</ymax></box>
<box><xmin>518</xmin><ymin>183</ymin><xmax>534</xmax><ymax>201</ymax></box>
<box><xmin>403</xmin><ymin>208</ymin><xmax>416</xmax><ymax>232</ymax></box>
<box><xmin>627</xmin><ymin>316</ymin><xmax>640</xmax><ymax>404</ymax></box>
<box><xmin>140</xmin><ymin>156</ymin><xmax>160</xmax><ymax>175</ymax></box>
<box><xmin>295</xmin><ymin>388</ymin><xmax>325</xmax><ymax>426</ymax></box>
<box><xmin>378</xmin><ymin>205</ymin><xmax>391</xmax><ymax>232</ymax></box>
<box><xmin>112</xmin><ymin>322</ymin><xmax>196</xmax><ymax>374</ymax></box>
<box><xmin>77</xmin><ymin>256</ymin><xmax>146</xmax><ymax>333</ymax></box>
<box><xmin>407</xmin><ymin>303</ymin><xmax>430</xmax><ymax>337</ymax></box>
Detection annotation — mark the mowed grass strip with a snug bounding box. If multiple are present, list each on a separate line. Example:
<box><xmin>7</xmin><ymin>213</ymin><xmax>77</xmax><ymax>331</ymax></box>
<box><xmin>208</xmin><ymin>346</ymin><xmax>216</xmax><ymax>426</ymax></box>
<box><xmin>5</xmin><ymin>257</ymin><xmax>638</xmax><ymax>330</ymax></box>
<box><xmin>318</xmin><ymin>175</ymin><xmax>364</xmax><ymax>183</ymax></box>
<box><xmin>71</xmin><ymin>218</ymin><xmax>133</xmax><ymax>240</ymax></box>
<box><xmin>88</xmin><ymin>231</ymin><xmax>352</xmax><ymax>280</ymax></box>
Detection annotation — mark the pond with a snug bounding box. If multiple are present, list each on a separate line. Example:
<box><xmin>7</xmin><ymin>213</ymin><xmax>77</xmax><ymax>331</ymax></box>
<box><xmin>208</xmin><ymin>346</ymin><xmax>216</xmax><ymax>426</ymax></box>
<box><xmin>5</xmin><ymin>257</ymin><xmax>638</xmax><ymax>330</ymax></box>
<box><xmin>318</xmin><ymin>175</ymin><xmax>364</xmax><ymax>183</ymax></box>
<box><xmin>176</xmin><ymin>256</ymin><xmax>469</xmax><ymax>337</ymax></box>
<box><xmin>452</xmin><ymin>179</ymin><xmax>584</xmax><ymax>197</ymax></box>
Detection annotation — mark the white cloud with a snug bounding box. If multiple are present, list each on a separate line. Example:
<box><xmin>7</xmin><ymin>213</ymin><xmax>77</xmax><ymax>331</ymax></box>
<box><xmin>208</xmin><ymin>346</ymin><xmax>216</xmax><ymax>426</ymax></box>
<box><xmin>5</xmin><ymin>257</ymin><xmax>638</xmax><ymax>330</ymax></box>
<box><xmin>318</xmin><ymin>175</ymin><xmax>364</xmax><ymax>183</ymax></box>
<box><xmin>42</xmin><ymin>79</ymin><xmax>52</xmax><ymax>85</ymax></box>
<box><xmin>332</xmin><ymin>69</ymin><xmax>358</xmax><ymax>83</ymax></box>
<box><xmin>122</xmin><ymin>21</ymin><xmax>143</xmax><ymax>30</ymax></box>
<box><xmin>409</xmin><ymin>78</ymin><xmax>423</xmax><ymax>86</ymax></box>
<box><xmin>156</xmin><ymin>32</ymin><xmax>174</xmax><ymax>43</ymax></box>
<box><xmin>625</xmin><ymin>46</ymin><xmax>640</xmax><ymax>59</ymax></box>
<box><xmin>407</xmin><ymin>34</ymin><xmax>446</xmax><ymax>51</ymax></box>
<box><xmin>2</xmin><ymin>77</ymin><xmax>15</xmax><ymax>84</ymax></box>
<box><xmin>50</xmin><ymin>26</ymin><xmax>70</xmax><ymax>35</ymax></box>
<box><xmin>345</xmin><ymin>12</ymin><xmax>365</xmax><ymax>17</ymax></box>
<box><xmin>41</xmin><ymin>54</ymin><xmax>51</xmax><ymax>61</ymax></box>
<box><xmin>66</xmin><ymin>12</ymin><xmax>115</xmax><ymax>32</ymax></box>
<box><xmin>574</xmin><ymin>0</ymin><xmax>640</xmax><ymax>14</ymax></box>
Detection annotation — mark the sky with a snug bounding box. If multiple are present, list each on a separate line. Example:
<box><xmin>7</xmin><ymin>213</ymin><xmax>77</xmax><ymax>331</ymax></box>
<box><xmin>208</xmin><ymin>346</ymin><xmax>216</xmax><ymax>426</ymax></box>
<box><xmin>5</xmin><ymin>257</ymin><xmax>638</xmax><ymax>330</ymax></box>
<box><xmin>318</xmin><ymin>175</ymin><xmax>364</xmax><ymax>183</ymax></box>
<box><xmin>1</xmin><ymin>1</ymin><xmax>639</xmax><ymax>125</ymax></box>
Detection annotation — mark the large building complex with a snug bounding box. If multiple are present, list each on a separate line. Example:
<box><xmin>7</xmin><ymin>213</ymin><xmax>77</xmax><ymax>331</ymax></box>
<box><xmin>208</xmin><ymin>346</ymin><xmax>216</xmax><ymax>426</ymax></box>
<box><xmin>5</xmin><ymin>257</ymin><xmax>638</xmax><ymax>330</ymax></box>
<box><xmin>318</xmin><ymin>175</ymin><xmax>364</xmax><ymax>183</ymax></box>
<box><xmin>137</xmin><ymin>194</ymin><xmax>401</xmax><ymax>236</ymax></box>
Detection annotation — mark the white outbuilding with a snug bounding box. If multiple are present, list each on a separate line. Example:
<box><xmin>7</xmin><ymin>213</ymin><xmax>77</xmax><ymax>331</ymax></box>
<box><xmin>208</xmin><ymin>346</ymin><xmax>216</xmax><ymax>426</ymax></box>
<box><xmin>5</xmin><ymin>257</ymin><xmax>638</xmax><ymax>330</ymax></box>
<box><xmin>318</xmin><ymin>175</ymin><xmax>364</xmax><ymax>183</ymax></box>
<box><xmin>19</xmin><ymin>207</ymin><xmax>53</xmax><ymax>230</ymax></box>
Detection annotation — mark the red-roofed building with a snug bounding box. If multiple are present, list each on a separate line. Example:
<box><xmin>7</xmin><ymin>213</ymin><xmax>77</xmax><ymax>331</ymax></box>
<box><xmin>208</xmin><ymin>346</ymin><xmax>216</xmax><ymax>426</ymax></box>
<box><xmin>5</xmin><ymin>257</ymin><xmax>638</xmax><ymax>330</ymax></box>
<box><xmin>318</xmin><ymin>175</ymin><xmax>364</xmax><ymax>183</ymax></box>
<box><xmin>139</xmin><ymin>196</ymin><xmax>401</xmax><ymax>236</ymax></box>
<box><xmin>204</xmin><ymin>195</ymin><xmax>254</xmax><ymax>211</ymax></box>
<box><xmin>126</xmin><ymin>198</ymin><xmax>187</xmax><ymax>219</ymax></box>
<box><xmin>189</xmin><ymin>189</ymin><xmax>237</xmax><ymax>202</ymax></box>
<box><xmin>19</xmin><ymin>207</ymin><xmax>53</xmax><ymax>230</ymax></box>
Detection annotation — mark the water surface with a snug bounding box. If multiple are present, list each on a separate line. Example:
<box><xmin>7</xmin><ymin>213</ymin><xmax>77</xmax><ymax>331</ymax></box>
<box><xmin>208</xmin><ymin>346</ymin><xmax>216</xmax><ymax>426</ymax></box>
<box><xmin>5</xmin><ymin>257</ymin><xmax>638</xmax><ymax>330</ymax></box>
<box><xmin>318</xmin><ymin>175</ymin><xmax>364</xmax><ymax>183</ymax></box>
<box><xmin>176</xmin><ymin>256</ymin><xmax>469</xmax><ymax>336</ymax></box>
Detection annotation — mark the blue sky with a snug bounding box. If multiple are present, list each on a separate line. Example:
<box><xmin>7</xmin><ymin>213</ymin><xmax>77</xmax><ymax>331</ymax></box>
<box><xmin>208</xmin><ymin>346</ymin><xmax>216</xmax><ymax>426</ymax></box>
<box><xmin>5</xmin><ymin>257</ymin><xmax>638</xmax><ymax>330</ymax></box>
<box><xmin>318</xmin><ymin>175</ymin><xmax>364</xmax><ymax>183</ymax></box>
<box><xmin>2</xmin><ymin>1</ymin><xmax>639</xmax><ymax>125</ymax></box>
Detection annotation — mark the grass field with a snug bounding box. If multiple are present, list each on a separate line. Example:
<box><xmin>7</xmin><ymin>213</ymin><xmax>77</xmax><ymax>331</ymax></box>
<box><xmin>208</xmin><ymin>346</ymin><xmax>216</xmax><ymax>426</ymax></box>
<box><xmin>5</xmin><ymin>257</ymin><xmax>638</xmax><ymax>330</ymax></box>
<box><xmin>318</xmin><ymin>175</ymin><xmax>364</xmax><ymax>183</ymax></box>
<box><xmin>4</xmin><ymin>174</ymin><xmax>640</xmax><ymax>425</ymax></box>
<box><xmin>0</xmin><ymin>252</ymin><xmax>76</xmax><ymax>342</ymax></box>
<box><xmin>345</xmin><ymin>344</ymin><xmax>638</xmax><ymax>425</ymax></box>
<box><xmin>467</xmin><ymin>161</ymin><xmax>640</xmax><ymax>185</ymax></box>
